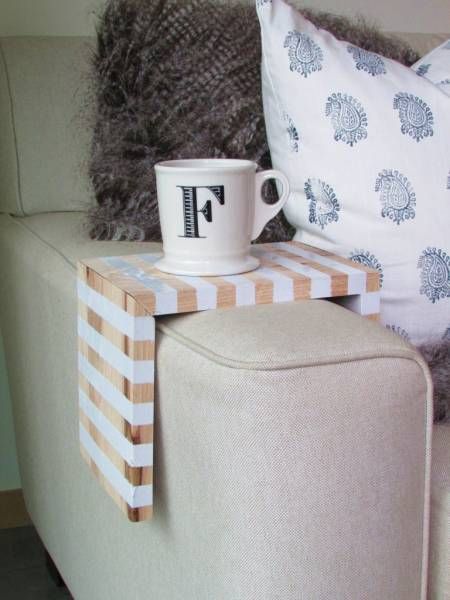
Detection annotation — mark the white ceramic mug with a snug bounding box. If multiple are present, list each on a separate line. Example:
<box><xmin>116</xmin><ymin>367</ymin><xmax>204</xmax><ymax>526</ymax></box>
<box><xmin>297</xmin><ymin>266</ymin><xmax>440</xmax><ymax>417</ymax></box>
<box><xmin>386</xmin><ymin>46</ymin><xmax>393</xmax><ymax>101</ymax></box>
<box><xmin>154</xmin><ymin>159</ymin><xmax>290</xmax><ymax>276</ymax></box>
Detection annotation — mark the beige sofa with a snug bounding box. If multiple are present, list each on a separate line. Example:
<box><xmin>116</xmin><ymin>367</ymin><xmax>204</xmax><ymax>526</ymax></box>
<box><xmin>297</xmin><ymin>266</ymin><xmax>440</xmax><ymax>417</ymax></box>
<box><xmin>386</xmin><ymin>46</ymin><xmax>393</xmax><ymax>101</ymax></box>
<box><xmin>0</xmin><ymin>32</ymin><xmax>449</xmax><ymax>600</ymax></box>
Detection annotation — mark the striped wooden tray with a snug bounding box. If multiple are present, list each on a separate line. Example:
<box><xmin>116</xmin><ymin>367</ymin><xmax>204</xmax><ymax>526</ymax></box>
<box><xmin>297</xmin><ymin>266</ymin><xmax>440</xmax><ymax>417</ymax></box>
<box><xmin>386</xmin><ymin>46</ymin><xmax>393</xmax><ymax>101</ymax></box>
<box><xmin>77</xmin><ymin>241</ymin><xmax>380</xmax><ymax>522</ymax></box>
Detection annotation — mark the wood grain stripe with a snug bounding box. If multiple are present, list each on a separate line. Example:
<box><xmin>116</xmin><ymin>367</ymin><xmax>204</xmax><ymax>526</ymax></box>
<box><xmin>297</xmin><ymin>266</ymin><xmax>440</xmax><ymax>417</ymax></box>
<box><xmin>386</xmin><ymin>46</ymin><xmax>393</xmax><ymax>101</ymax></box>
<box><xmin>201</xmin><ymin>276</ymin><xmax>237</xmax><ymax>308</ymax></box>
<box><xmin>78</xmin><ymin>339</ymin><xmax>153</xmax><ymax>403</ymax></box>
<box><xmin>241</xmin><ymin>269</ymin><xmax>274</xmax><ymax>304</ymax></box>
<box><xmin>79</xmin><ymin>374</ymin><xmax>153</xmax><ymax>444</ymax></box>
<box><xmin>80</xmin><ymin>409</ymin><xmax>152</xmax><ymax>485</ymax></box>
<box><xmin>83</xmin><ymin>266</ymin><xmax>149</xmax><ymax>317</ymax></box>
<box><xmin>78</xmin><ymin>301</ymin><xmax>154</xmax><ymax>360</ymax></box>
<box><xmin>289</xmin><ymin>241</ymin><xmax>379</xmax><ymax>292</ymax></box>
<box><xmin>130</xmin><ymin>255</ymin><xmax>200</xmax><ymax>314</ymax></box>
<box><xmin>80</xmin><ymin>445</ymin><xmax>152</xmax><ymax>522</ymax></box>
<box><xmin>267</xmin><ymin>244</ymin><xmax>348</xmax><ymax>297</ymax></box>
<box><xmin>257</xmin><ymin>257</ymin><xmax>311</xmax><ymax>299</ymax></box>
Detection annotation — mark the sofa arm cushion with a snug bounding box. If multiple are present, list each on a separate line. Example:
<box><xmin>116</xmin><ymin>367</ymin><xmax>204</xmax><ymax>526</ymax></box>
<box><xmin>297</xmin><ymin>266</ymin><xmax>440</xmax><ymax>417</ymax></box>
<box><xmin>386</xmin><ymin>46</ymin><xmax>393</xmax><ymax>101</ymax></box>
<box><xmin>155</xmin><ymin>300</ymin><xmax>432</xmax><ymax>600</ymax></box>
<box><xmin>157</xmin><ymin>299</ymin><xmax>424</xmax><ymax>370</ymax></box>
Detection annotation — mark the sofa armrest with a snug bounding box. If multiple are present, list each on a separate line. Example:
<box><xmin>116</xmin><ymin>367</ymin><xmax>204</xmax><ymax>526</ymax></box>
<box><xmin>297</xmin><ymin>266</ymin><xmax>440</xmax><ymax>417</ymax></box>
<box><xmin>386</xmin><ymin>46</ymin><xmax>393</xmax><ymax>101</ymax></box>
<box><xmin>155</xmin><ymin>301</ymin><xmax>432</xmax><ymax>600</ymax></box>
<box><xmin>0</xmin><ymin>213</ymin><xmax>432</xmax><ymax>600</ymax></box>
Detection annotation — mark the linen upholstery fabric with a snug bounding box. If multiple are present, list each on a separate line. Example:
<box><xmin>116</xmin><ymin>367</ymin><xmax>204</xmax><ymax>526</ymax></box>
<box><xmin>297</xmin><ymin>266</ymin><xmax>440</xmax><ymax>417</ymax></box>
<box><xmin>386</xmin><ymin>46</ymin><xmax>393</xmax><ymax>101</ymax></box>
<box><xmin>0</xmin><ymin>37</ymin><xmax>93</xmax><ymax>216</ymax></box>
<box><xmin>428</xmin><ymin>423</ymin><xmax>450</xmax><ymax>599</ymax></box>
<box><xmin>87</xmin><ymin>0</ymin><xmax>419</xmax><ymax>243</ymax></box>
<box><xmin>0</xmin><ymin>43</ymin><xmax>19</xmax><ymax>215</ymax></box>
<box><xmin>258</xmin><ymin>0</ymin><xmax>450</xmax><ymax>349</ymax></box>
<box><xmin>0</xmin><ymin>211</ymin><xmax>432</xmax><ymax>599</ymax></box>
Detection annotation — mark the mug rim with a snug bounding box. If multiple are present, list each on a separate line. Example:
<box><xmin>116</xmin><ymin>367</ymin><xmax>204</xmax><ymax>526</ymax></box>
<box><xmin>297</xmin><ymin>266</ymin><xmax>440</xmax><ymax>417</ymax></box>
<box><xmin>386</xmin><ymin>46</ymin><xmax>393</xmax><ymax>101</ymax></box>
<box><xmin>155</xmin><ymin>158</ymin><xmax>257</xmax><ymax>172</ymax></box>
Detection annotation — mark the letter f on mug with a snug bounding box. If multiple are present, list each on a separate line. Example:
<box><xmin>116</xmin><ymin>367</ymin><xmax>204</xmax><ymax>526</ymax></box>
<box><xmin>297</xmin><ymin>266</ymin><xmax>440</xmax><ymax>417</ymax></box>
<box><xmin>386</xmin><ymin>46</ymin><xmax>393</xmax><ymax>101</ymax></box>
<box><xmin>178</xmin><ymin>185</ymin><xmax>225</xmax><ymax>238</ymax></box>
<box><xmin>155</xmin><ymin>159</ymin><xmax>289</xmax><ymax>276</ymax></box>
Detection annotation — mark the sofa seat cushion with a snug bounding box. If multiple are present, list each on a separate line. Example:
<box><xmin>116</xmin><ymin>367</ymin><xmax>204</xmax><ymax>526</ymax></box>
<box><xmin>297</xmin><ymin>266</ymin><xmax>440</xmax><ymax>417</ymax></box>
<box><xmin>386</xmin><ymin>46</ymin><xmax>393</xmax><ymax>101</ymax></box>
<box><xmin>429</xmin><ymin>423</ymin><xmax>450</xmax><ymax>599</ymax></box>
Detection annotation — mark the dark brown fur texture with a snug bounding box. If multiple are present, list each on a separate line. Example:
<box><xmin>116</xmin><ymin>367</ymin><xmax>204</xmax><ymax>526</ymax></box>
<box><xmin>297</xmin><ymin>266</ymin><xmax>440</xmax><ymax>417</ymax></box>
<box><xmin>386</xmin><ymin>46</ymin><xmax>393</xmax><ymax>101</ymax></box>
<box><xmin>88</xmin><ymin>0</ymin><xmax>419</xmax><ymax>244</ymax></box>
<box><xmin>88</xmin><ymin>0</ymin><xmax>449</xmax><ymax>419</ymax></box>
<box><xmin>419</xmin><ymin>341</ymin><xmax>450</xmax><ymax>422</ymax></box>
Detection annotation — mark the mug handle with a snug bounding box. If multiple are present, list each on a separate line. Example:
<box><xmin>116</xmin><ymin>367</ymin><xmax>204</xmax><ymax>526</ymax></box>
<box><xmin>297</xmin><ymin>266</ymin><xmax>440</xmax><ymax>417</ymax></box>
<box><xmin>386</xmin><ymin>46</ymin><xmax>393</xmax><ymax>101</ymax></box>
<box><xmin>252</xmin><ymin>170</ymin><xmax>290</xmax><ymax>240</ymax></box>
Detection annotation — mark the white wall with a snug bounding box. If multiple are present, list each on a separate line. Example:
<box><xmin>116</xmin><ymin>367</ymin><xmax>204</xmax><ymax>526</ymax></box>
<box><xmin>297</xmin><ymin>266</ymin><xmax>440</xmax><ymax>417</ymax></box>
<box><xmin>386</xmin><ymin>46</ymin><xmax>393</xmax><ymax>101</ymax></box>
<box><xmin>0</xmin><ymin>0</ymin><xmax>449</xmax><ymax>36</ymax></box>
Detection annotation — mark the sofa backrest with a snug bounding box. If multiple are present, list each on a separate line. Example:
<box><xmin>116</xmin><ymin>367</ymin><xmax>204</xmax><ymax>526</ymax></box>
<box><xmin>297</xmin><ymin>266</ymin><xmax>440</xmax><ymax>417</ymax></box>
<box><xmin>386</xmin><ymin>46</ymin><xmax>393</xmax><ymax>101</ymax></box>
<box><xmin>0</xmin><ymin>32</ymin><xmax>448</xmax><ymax>217</ymax></box>
<box><xmin>0</xmin><ymin>36</ymin><xmax>94</xmax><ymax>216</ymax></box>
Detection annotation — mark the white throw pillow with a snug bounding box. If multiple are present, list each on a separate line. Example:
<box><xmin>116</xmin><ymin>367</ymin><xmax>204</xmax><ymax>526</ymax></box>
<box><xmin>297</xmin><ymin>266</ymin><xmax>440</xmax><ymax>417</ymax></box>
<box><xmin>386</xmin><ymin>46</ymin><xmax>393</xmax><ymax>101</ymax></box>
<box><xmin>257</xmin><ymin>0</ymin><xmax>450</xmax><ymax>345</ymax></box>
<box><xmin>413</xmin><ymin>38</ymin><xmax>450</xmax><ymax>95</ymax></box>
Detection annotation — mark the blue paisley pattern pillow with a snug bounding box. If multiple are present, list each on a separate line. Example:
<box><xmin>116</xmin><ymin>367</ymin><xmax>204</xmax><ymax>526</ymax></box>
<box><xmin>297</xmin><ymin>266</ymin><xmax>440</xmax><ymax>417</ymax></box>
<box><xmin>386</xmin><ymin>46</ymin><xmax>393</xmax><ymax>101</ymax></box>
<box><xmin>375</xmin><ymin>170</ymin><xmax>416</xmax><ymax>225</ymax></box>
<box><xmin>418</xmin><ymin>248</ymin><xmax>450</xmax><ymax>304</ymax></box>
<box><xmin>325</xmin><ymin>93</ymin><xmax>368</xmax><ymax>146</ymax></box>
<box><xmin>347</xmin><ymin>45</ymin><xmax>386</xmax><ymax>76</ymax></box>
<box><xmin>283</xmin><ymin>112</ymin><xmax>300</xmax><ymax>152</ymax></box>
<box><xmin>412</xmin><ymin>37</ymin><xmax>450</xmax><ymax>95</ymax></box>
<box><xmin>305</xmin><ymin>178</ymin><xmax>340</xmax><ymax>229</ymax></box>
<box><xmin>257</xmin><ymin>0</ymin><xmax>450</xmax><ymax>346</ymax></box>
<box><xmin>393</xmin><ymin>93</ymin><xmax>434</xmax><ymax>142</ymax></box>
<box><xmin>284</xmin><ymin>31</ymin><xmax>323</xmax><ymax>77</ymax></box>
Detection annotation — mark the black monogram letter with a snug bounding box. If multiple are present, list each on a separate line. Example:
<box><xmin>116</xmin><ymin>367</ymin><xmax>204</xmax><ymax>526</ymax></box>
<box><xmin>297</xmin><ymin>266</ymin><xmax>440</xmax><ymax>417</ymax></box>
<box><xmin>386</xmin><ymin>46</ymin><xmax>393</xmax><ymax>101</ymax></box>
<box><xmin>178</xmin><ymin>186</ymin><xmax>225</xmax><ymax>238</ymax></box>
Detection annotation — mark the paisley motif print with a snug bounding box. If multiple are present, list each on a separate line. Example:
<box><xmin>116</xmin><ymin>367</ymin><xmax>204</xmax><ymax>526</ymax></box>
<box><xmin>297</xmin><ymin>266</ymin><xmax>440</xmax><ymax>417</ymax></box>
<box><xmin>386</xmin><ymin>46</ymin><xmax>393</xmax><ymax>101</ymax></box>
<box><xmin>305</xmin><ymin>178</ymin><xmax>340</xmax><ymax>229</ymax></box>
<box><xmin>284</xmin><ymin>31</ymin><xmax>323</xmax><ymax>78</ymax></box>
<box><xmin>283</xmin><ymin>112</ymin><xmax>299</xmax><ymax>152</ymax></box>
<box><xmin>415</xmin><ymin>63</ymin><xmax>431</xmax><ymax>77</ymax></box>
<box><xmin>375</xmin><ymin>170</ymin><xmax>416</xmax><ymax>225</ymax></box>
<box><xmin>325</xmin><ymin>93</ymin><xmax>368</xmax><ymax>146</ymax></box>
<box><xmin>349</xmin><ymin>250</ymin><xmax>384</xmax><ymax>287</ymax></box>
<box><xmin>418</xmin><ymin>247</ymin><xmax>450</xmax><ymax>303</ymax></box>
<box><xmin>347</xmin><ymin>45</ymin><xmax>386</xmax><ymax>76</ymax></box>
<box><xmin>393</xmin><ymin>93</ymin><xmax>434</xmax><ymax>142</ymax></box>
<box><xmin>386</xmin><ymin>325</ymin><xmax>411</xmax><ymax>341</ymax></box>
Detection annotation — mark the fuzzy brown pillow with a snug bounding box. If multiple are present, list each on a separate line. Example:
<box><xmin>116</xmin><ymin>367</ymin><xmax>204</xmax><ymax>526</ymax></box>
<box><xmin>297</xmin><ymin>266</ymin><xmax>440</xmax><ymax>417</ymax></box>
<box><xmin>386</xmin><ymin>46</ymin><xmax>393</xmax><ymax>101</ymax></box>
<box><xmin>88</xmin><ymin>0</ymin><xmax>419</xmax><ymax>244</ymax></box>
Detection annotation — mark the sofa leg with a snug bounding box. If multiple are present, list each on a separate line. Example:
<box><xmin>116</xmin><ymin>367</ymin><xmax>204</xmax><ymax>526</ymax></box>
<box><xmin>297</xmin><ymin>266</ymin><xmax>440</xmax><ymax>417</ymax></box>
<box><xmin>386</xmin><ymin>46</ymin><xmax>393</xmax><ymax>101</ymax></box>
<box><xmin>45</xmin><ymin>550</ymin><xmax>66</xmax><ymax>588</ymax></box>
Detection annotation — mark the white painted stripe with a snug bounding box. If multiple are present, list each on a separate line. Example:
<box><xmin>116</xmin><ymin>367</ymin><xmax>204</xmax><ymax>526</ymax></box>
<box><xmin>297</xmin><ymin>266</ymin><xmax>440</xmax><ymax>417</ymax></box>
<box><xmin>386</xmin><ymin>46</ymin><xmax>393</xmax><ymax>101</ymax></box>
<box><xmin>255</xmin><ymin>267</ymin><xmax>294</xmax><ymax>303</ymax></box>
<box><xmin>78</xmin><ymin>280</ymin><xmax>154</xmax><ymax>341</ymax></box>
<box><xmin>276</xmin><ymin>242</ymin><xmax>367</xmax><ymax>295</ymax></box>
<box><xmin>221</xmin><ymin>274</ymin><xmax>256</xmax><ymax>306</ymax></box>
<box><xmin>138</xmin><ymin>253</ymin><xmax>162</xmax><ymax>265</ymax></box>
<box><xmin>253</xmin><ymin>248</ymin><xmax>332</xmax><ymax>298</ymax></box>
<box><xmin>337</xmin><ymin>292</ymin><xmax>381</xmax><ymax>316</ymax></box>
<box><xmin>102</xmin><ymin>257</ymin><xmax>179</xmax><ymax>315</ymax></box>
<box><xmin>78</xmin><ymin>317</ymin><xmax>153</xmax><ymax>384</ymax></box>
<box><xmin>175</xmin><ymin>275</ymin><xmax>218</xmax><ymax>311</ymax></box>
<box><xmin>80</xmin><ymin>424</ymin><xmax>153</xmax><ymax>508</ymax></box>
<box><xmin>79</xmin><ymin>389</ymin><xmax>153</xmax><ymax>467</ymax></box>
<box><xmin>78</xmin><ymin>354</ymin><xmax>153</xmax><ymax>426</ymax></box>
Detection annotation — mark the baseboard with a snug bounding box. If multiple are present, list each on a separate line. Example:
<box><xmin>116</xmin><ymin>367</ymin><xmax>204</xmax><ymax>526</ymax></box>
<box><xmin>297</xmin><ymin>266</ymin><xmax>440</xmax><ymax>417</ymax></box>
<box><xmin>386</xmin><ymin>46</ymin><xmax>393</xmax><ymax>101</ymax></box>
<box><xmin>0</xmin><ymin>489</ymin><xmax>31</xmax><ymax>529</ymax></box>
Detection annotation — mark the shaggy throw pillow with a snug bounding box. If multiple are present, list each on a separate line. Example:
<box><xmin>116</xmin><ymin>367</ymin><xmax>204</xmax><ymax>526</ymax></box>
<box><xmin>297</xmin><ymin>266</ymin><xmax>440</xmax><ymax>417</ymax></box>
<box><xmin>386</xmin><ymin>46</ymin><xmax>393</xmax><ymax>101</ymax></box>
<box><xmin>88</xmin><ymin>0</ymin><xmax>419</xmax><ymax>244</ymax></box>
